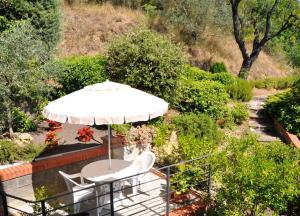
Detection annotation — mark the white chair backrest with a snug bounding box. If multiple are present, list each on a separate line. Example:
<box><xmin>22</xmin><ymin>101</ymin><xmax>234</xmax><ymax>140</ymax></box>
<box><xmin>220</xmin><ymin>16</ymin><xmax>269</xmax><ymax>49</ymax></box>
<box><xmin>133</xmin><ymin>151</ymin><xmax>156</xmax><ymax>173</ymax></box>
<box><xmin>59</xmin><ymin>171</ymin><xmax>81</xmax><ymax>192</ymax></box>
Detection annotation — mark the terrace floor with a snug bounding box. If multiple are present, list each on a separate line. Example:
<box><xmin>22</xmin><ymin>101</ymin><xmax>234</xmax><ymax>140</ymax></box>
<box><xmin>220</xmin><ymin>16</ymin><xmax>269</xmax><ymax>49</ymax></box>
<box><xmin>8</xmin><ymin>172</ymin><xmax>179</xmax><ymax>216</ymax></box>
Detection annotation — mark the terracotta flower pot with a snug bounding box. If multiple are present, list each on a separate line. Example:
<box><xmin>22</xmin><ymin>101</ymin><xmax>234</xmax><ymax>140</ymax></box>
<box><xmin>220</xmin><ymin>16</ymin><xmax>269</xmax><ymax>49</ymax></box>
<box><xmin>171</xmin><ymin>191</ymin><xmax>194</xmax><ymax>204</ymax></box>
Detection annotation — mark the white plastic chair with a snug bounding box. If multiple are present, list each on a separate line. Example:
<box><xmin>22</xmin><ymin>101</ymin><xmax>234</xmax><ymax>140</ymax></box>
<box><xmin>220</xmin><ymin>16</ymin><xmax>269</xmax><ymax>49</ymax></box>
<box><xmin>130</xmin><ymin>151</ymin><xmax>156</xmax><ymax>191</ymax></box>
<box><xmin>59</xmin><ymin>171</ymin><xmax>98</xmax><ymax>214</ymax></box>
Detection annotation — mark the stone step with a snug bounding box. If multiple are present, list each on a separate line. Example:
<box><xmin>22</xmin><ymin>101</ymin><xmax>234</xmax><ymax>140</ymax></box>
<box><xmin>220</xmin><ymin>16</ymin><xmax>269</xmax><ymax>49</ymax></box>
<box><xmin>252</xmin><ymin>96</ymin><xmax>268</xmax><ymax>101</ymax></box>
<box><xmin>249</xmin><ymin>120</ymin><xmax>273</xmax><ymax>129</ymax></box>
<box><xmin>250</xmin><ymin>129</ymin><xmax>281</xmax><ymax>142</ymax></box>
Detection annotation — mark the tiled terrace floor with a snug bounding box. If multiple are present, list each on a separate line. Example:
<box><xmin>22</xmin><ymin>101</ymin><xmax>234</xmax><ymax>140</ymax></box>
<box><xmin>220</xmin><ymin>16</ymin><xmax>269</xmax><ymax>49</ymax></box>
<box><xmin>8</xmin><ymin>172</ymin><xmax>173</xmax><ymax>216</ymax></box>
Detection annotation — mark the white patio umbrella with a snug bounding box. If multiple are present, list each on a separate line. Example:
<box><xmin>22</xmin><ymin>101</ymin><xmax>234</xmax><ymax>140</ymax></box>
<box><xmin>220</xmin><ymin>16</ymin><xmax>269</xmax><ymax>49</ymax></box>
<box><xmin>43</xmin><ymin>80</ymin><xmax>169</xmax><ymax>169</ymax></box>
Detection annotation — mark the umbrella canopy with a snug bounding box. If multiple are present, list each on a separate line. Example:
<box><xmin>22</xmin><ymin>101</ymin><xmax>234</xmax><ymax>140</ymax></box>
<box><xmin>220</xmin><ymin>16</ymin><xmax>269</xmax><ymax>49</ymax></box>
<box><xmin>43</xmin><ymin>80</ymin><xmax>168</xmax><ymax>125</ymax></box>
<box><xmin>43</xmin><ymin>80</ymin><xmax>169</xmax><ymax>169</ymax></box>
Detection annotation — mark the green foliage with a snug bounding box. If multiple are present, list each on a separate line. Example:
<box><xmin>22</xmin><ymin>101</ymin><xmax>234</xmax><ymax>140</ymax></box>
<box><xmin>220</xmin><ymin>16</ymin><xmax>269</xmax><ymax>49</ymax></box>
<box><xmin>0</xmin><ymin>22</ymin><xmax>53</xmax><ymax>134</ymax></box>
<box><xmin>0</xmin><ymin>140</ymin><xmax>44</xmax><ymax>165</ymax></box>
<box><xmin>265</xmin><ymin>79</ymin><xmax>300</xmax><ymax>137</ymax></box>
<box><xmin>171</xmin><ymin>164</ymin><xmax>204</xmax><ymax>194</ymax></box>
<box><xmin>173</xmin><ymin>113</ymin><xmax>221</xmax><ymax>159</ymax></box>
<box><xmin>211</xmin><ymin>72</ymin><xmax>235</xmax><ymax>86</ymax></box>
<box><xmin>162</xmin><ymin>0</ymin><xmax>231</xmax><ymax>44</ymax></box>
<box><xmin>112</xmin><ymin>124</ymin><xmax>131</xmax><ymax>136</ymax></box>
<box><xmin>227</xmin><ymin>78</ymin><xmax>253</xmax><ymax>102</ymax></box>
<box><xmin>231</xmin><ymin>103</ymin><xmax>249</xmax><ymax>125</ymax></box>
<box><xmin>107</xmin><ymin>28</ymin><xmax>186</xmax><ymax>103</ymax></box>
<box><xmin>177</xmin><ymin>79</ymin><xmax>229</xmax><ymax>119</ymax></box>
<box><xmin>0</xmin><ymin>140</ymin><xmax>20</xmax><ymax>164</ymax></box>
<box><xmin>33</xmin><ymin>186</ymin><xmax>49</xmax><ymax>214</ymax></box>
<box><xmin>213</xmin><ymin>135</ymin><xmax>300</xmax><ymax>215</ymax></box>
<box><xmin>250</xmin><ymin>76</ymin><xmax>296</xmax><ymax>89</ymax></box>
<box><xmin>0</xmin><ymin>16</ymin><xmax>10</xmax><ymax>31</ymax></box>
<box><xmin>210</xmin><ymin>62</ymin><xmax>228</xmax><ymax>73</ymax></box>
<box><xmin>55</xmin><ymin>55</ymin><xmax>108</xmax><ymax>95</ymax></box>
<box><xmin>152</xmin><ymin>123</ymin><xmax>173</xmax><ymax>148</ymax></box>
<box><xmin>183</xmin><ymin>65</ymin><xmax>211</xmax><ymax>81</ymax></box>
<box><xmin>11</xmin><ymin>107</ymin><xmax>36</xmax><ymax>132</ymax></box>
<box><xmin>0</xmin><ymin>0</ymin><xmax>61</xmax><ymax>50</ymax></box>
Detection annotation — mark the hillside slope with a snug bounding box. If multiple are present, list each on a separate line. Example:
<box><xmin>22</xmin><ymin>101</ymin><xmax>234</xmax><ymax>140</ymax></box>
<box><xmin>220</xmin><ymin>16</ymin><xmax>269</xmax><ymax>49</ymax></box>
<box><xmin>58</xmin><ymin>3</ymin><xmax>292</xmax><ymax>80</ymax></box>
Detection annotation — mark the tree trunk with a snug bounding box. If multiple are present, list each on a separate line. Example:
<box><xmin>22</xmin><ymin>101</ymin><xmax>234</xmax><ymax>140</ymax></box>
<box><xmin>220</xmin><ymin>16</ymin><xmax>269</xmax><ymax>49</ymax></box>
<box><xmin>3</xmin><ymin>100</ymin><xmax>14</xmax><ymax>138</ymax></box>
<box><xmin>238</xmin><ymin>58</ymin><xmax>253</xmax><ymax>79</ymax></box>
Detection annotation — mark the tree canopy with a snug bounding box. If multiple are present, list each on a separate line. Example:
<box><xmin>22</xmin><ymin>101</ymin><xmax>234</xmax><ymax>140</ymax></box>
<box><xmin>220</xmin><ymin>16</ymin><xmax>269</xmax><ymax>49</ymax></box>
<box><xmin>229</xmin><ymin>0</ymin><xmax>300</xmax><ymax>79</ymax></box>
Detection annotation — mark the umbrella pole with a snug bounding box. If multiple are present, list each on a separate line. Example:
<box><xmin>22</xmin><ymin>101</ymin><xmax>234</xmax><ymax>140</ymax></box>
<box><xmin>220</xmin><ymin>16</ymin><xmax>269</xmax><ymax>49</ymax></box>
<box><xmin>108</xmin><ymin>124</ymin><xmax>112</xmax><ymax>170</ymax></box>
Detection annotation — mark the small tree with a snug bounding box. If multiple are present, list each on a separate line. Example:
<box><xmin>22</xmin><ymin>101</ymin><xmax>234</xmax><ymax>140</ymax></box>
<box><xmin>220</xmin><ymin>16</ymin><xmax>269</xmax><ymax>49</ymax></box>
<box><xmin>229</xmin><ymin>0</ymin><xmax>300</xmax><ymax>79</ymax></box>
<box><xmin>0</xmin><ymin>22</ymin><xmax>51</xmax><ymax>137</ymax></box>
<box><xmin>213</xmin><ymin>135</ymin><xmax>300</xmax><ymax>215</ymax></box>
<box><xmin>106</xmin><ymin>28</ymin><xmax>186</xmax><ymax>103</ymax></box>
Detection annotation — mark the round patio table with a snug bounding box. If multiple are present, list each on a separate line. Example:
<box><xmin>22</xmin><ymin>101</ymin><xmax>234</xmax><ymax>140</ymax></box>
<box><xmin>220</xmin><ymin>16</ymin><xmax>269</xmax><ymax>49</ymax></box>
<box><xmin>81</xmin><ymin>159</ymin><xmax>139</xmax><ymax>210</ymax></box>
<box><xmin>81</xmin><ymin>159</ymin><xmax>138</xmax><ymax>182</ymax></box>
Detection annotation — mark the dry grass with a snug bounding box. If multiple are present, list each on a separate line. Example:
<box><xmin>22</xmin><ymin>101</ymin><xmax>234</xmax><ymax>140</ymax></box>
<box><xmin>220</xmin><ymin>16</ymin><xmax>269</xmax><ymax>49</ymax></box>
<box><xmin>188</xmin><ymin>33</ymin><xmax>293</xmax><ymax>79</ymax></box>
<box><xmin>58</xmin><ymin>2</ymin><xmax>146</xmax><ymax>57</ymax></box>
<box><xmin>59</xmin><ymin>2</ymin><xmax>291</xmax><ymax>79</ymax></box>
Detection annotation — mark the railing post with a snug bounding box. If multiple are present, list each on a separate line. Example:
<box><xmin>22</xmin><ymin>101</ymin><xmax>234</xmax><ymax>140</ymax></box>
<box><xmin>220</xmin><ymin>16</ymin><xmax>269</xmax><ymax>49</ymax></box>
<box><xmin>2</xmin><ymin>194</ymin><xmax>9</xmax><ymax>216</ymax></box>
<box><xmin>41</xmin><ymin>200</ymin><xmax>47</xmax><ymax>216</ymax></box>
<box><xmin>208</xmin><ymin>164</ymin><xmax>212</xmax><ymax>199</ymax></box>
<box><xmin>166</xmin><ymin>167</ymin><xmax>171</xmax><ymax>216</ymax></box>
<box><xmin>109</xmin><ymin>182</ymin><xmax>114</xmax><ymax>216</ymax></box>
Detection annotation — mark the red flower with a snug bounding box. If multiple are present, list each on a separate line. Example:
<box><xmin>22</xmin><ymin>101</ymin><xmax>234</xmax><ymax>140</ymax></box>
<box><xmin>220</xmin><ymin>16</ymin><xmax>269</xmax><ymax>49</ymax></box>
<box><xmin>77</xmin><ymin>127</ymin><xmax>94</xmax><ymax>143</ymax></box>
<box><xmin>45</xmin><ymin>131</ymin><xmax>60</xmax><ymax>146</ymax></box>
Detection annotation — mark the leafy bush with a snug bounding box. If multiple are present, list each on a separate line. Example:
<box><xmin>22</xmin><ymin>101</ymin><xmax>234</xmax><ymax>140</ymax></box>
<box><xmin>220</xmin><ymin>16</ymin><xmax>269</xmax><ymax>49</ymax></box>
<box><xmin>227</xmin><ymin>78</ymin><xmax>253</xmax><ymax>102</ymax></box>
<box><xmin>152</xmin><ymin>123</ymin><xmax>173</xmax><ymax>148</ymax></box>
<box><xmin>55</xmin><ymin>55</ymin><xmax>108</xmax><ymax>95</ymax></box>
<box><xmin>265</xmin><ymin>79</ymin><xmax>300</xmax><ymax>137</ymax></box>
<box><xmin>12</xmin><ymin>107</ymin><xmax>37</xmax><ymax>132</ymax></box>
<box><xmin>210</xmin><ymin>62</ymin><xmax>228</xmax><ymax>73</ymax></box>
<box><xmin>0</xmin><ymin>0</ymin><xmax>61</xmax><ymax>50</ymax></box>
<box><xmin>231</xmin><ymin>103</ymin><xmax>249</xmax><ymax>125</ymax></box>
<box><xmin>211</xmin><ymin>72</ymin><xmax>235</xmax><ymax>86</ymax></box>
<box><xmin>0</xmin><ymin>140</ymin><xmax>20</xmax><ymax>164</ymax></box>
<box><xmin>250</xmin><ymin>76</ymin><xmax>296</xmax><ymax>90</ymax></box>
<box><xmin>0</xmin><ymin>140</ymin><xmax>45</xmax><ymax>164</ymax></box>
<box><xmin>178</xmin><ymin>80</ymin><xmax>229</xmax><ymax>119</ymax></box>
<box><xmin>106</xmin><ymin>28</ymin><xmax>186</xmax><ymax>103</ymax></box>
<box><xmin>173</xmin><ymin>113</ymin><xmax>221</xmax><ymax>159</ymax></box>
<box><xmin>183</xmin><ymin>65</ymin><xmax>211</xmax><ymax>81</ymax></box>
<box><xmin>213</xmin><ymin>136</ymin><xmax>300</xmax><ymax>215</ymax></box>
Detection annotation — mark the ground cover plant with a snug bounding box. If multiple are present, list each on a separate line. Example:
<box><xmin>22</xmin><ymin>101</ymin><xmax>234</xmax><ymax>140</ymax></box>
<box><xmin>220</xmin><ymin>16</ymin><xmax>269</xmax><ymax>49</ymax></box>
<box><xmin>212</xmin><ymin>135</ymin><xmax>300</xmax><ymax>215</ymax></box>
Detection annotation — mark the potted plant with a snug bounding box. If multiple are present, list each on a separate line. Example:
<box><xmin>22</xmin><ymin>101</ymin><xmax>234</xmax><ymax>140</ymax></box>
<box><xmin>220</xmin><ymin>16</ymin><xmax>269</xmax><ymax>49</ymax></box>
<box><xmin>46</xmin><ymin>119</ymin><xmax>62</xmax><ymax>130</ymax></box>
<box><xmin>77</xmin><ymin>127</ymin><xmax>94</xmax><ymax>142</ymax></box>
<box><xmin>45</xmin><ymin>131</ymin><xmax>60</xmax><ymax>148</ymax></box>
<box><xmin>171</xmin><ymin>164</ymin><xmax>203</xmax><ymax>204</ymax></box>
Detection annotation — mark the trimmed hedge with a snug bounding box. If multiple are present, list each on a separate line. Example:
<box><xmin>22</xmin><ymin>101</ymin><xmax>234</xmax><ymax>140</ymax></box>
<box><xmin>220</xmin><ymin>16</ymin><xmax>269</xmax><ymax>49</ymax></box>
<box><xmin>55</xmin><ymin>55</ymin><xmax>108</xmax><ymax>95</ymax></box>
<box><xmin>178</xmin><ymin>79</ymin><xmax>230</xmax><ymax>119</ymax></box>
<box><xmin>227</xmin><ymin>78</ymin><xmax>253</xmax><ymax>102</ymax></box>
<box><xmin>250</xmin><ymin>76</ymin><xmax>297</xmax><ymax>90</ymax></box>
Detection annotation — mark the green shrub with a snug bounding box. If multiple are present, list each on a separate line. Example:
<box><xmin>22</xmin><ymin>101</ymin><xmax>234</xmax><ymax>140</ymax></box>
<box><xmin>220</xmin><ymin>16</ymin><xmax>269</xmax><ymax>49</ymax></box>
<box><xmin>152</xmin><ymin>123</ymin><xmax>173</xmax><ymax>148</ymax></box>
<box><xmin>173</xmin><ymin>113</ymin><xmax>220</xmax><ymax>142</ymax></box>
<box><xmin>106</xmin><ymin>28</ymin><xmax>186</xmax><ymax>103</ymax></box>
<box><xmin>210</xmin><ymin>62</ymin><xmax>228</xmax><ymax>73</ymax></box>
<box><xmin>227</xmin><ymin>78</ymin><xmax>253</xmax><ymax>102</ymax></box>
<box><xmin>265</xmin><ymin>82</ymin><xmax>300</xmax><ymax>137</ymax></box>
<box><xmin>183</xmin><ymin>65</ymin><xmax>211</xmax><ymax>81</ymax></box>
<box><xmin>250</xmin><ymin>76</ymin><xmax>296</xmax><ymax>90</ymax></box>
<box><xmin>12</xmin><ymin>107</ymin><xmax>36</xmax><ymax>132</ymax></box>
<box><xmin>178</xmin><ymin>80</ymin><xmax>229</xmax><ymax>119</ymax></box>
<box><xmin>0</xmin><ymin>140</ymin><xmax>20</xmax><ymax>164</ymax></box>
<box><xmin>21</xmin><ymin>143</ymin><xmax>46</xmax><ymax>162</ymax></box>
<box><xmin>173</xmin><ymin>113</ymin><xmax>221</xmax><ymax>159</ymax></box>
<box><xmin>211</xmin><ymin>72</ymin><xmax>235</xmax><ymax>86</ymax></box>
<box><xmin>231</xmin><ymin>102</ymin><xmax>249</xmax><ymax>125</ymax></box>
<box><xmin>55</xmin><ymin>55</ymin><xmax>108</xmax><ymax>95</ymax></box>
<box><xmin>213</xmin><ymin>136</ymin><xmax>300</xmax><ymax>215</ymax></box>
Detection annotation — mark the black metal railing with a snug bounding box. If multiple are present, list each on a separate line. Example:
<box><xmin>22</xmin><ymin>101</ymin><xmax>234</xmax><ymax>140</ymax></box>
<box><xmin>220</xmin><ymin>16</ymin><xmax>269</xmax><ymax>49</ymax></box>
<box><xmin>0</xmin><ymin>156</ymin><xmax>211</xmax><ymax>216</ymax></box>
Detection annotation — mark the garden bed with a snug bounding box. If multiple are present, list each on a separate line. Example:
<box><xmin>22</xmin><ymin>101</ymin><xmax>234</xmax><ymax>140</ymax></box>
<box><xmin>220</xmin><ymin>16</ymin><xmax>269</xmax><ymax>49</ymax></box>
<box><xmin>273</xmin><ymin>119</ymin><xmax>300</xmax><ymax>148</ymax></box>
